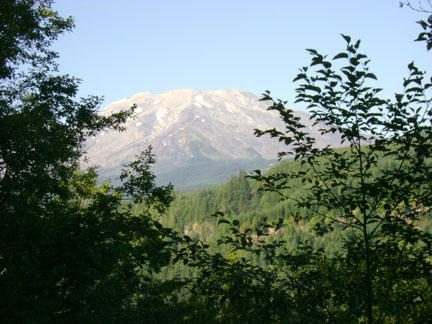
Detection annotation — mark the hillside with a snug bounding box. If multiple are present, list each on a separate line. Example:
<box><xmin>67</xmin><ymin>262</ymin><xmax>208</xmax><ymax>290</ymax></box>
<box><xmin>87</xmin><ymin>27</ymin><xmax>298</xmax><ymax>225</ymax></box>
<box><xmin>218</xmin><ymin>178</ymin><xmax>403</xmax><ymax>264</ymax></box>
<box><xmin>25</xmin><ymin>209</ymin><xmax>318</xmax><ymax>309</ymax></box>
<box><xmin>84</xmin><ymin>89</ymin><xmax>341</xmax><ymax>190</ymax></box>
<box><xmin>144</xmin><ymin>149</ymin><xmax>432</xmax><ymax>261</ymax></box>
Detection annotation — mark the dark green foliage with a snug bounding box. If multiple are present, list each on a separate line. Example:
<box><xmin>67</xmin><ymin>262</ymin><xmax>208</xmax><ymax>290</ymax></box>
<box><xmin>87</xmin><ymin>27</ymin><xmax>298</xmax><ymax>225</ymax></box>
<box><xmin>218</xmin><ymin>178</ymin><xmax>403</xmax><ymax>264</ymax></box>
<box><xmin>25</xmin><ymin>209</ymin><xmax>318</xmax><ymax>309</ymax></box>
<box><xmin>158</xmin><ymin>149</ymin><xmax>432</xmax><ymax>322</ymax></box>
<box><xmin>0</xmin><ymin>0</ymin><xmax>72</xmax><ymax>79</ymax></box>
<box><xmin>0</xmin><ymin>1</ymin><xmax>181</xmax><ymax>323</ymax></box>
<box><xmin>400</xmin><ymin>2</ymin><xmax>432</xmax><ymax>48</ymax></box>
<box><xmin>246</xmin><ymin>34</ymin><xmax>432</xmax><ymax>324</ymax></box>
<box><xmin>418</xmin><ymin>17</ymin><xmax>432</xmax><ymax>51</ymax></box>
<box><xmin>2</xmin><ymin>1</ymin><xmax>432</xmax><ymax>323</ymax></box>
<box><xmin>159</xmin><ymin>160</ymin><xmax>351</xmax><ymax>254</ymax></box>
<box><xmin>165</xmin><ymin>18</ymin><xmax>432</xmax><ymax>323</ymax></box>
<box><xmin>251</xmin><ymin>33</ymin><xmax>431</xmax><ymax>322</ymax></box>
<box><xmin>120</xmin><ymin>145</ymin><xmax>174</xmax><ymax>213</ymax></box>
<box><xmin>86</xmin><ymin>3</ymin><xmax>432</xmax><ymax>322</ymax></box>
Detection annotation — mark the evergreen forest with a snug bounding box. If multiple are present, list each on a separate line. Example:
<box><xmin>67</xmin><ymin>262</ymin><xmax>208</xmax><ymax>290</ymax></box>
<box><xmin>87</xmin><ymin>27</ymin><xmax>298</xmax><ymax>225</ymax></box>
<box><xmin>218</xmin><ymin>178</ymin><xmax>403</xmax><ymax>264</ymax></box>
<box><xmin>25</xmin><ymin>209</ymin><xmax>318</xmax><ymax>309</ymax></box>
<box><xmin>1</xmin><ymin>1</ymin><xmax>432</xmax><ymax>323</ymax></box>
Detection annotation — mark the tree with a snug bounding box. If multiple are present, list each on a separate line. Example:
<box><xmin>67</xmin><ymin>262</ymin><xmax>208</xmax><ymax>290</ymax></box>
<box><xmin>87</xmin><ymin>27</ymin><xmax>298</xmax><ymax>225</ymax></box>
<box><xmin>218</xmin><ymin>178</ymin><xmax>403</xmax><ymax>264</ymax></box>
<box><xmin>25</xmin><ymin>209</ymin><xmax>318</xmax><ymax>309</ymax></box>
<box><xmin>175</xmin><ymin>8</ymin><xmax>432</xmax><ymax>324</ymax></box>
<box><xmin>0</xmin><ymin>1</ymin><xmax>179</xmax><ymax>323</ymax></box>
<box><xmin>400</xmin><ymin>1</ymin><xmax>432</xmax><ymax>50</ymax></box>
<box><xmin>0</xmin><ymin>0</ymin><xmax>133</xmax><ymax>204</ymax></box>
<box><xmin>248</xmin><ymin>26</ymin><xmax>432</xmax><ymax>324</ymax></box>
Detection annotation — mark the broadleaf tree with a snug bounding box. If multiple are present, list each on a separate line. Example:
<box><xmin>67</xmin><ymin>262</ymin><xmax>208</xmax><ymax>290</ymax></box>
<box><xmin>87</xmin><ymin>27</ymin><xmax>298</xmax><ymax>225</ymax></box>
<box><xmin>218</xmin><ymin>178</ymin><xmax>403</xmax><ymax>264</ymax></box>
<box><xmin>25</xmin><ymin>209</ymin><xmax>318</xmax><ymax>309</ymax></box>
<box><xmin>400</xmin><ymin>1</ymin><xmax>432</xmax><ymax>50</ymax></box>
<box><xmin>248</xmin><ymin>21</ymin><xmax>432</xmax><ymax>324</ymax></box>
<box><xmin>0</xmin><ymin>1</ymin><xmax>180</xmax><ymax>323</ymax></box>
<box><xmin>168</xmin><ymin>6</ymin><xmax>432</xmax><ymax>324</ymax></box>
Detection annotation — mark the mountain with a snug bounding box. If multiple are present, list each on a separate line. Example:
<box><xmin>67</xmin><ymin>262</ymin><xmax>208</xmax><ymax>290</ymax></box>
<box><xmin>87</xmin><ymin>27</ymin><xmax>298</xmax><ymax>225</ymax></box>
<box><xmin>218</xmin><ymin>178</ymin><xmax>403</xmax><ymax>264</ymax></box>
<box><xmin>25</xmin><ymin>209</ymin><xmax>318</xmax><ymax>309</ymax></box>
<box><xmin>84</xmin><ymin>89</ymin><xmax>339</xmax><ymax>190</ymax></box>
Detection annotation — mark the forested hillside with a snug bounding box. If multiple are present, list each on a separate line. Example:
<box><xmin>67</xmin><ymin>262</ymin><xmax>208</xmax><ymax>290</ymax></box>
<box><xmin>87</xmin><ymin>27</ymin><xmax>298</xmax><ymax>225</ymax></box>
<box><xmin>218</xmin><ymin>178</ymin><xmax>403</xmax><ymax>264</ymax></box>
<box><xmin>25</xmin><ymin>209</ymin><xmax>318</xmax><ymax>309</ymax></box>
<box><xmin>1</xmin><ymin>1</ymin><xmax>432</xmax><ymax>323</ymax></box>
<box><xmin>135</xmin><ymin>150</ymin><xmax>432</xmax><ymax>276</ymax></box>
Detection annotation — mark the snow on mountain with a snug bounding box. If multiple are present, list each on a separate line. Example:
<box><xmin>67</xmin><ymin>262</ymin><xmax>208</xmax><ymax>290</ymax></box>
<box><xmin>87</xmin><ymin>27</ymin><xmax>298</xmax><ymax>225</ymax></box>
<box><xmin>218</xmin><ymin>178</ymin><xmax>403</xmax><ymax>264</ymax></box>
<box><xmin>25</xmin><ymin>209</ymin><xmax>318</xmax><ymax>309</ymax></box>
<box><xmin>84</xmin><ymin>89</ymin><xmax>339</xmax><ymax>188</ymax></box>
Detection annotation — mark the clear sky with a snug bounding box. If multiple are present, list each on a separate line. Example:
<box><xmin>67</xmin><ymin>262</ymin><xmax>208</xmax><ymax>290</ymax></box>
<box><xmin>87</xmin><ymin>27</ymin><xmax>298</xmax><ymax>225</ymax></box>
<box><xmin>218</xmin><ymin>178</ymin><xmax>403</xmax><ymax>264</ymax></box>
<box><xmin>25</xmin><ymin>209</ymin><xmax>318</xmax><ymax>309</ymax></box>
<box><xmin>52</xmin><ymin>0</ymin><xmax>431</xmax><ymax>110</ymax></box>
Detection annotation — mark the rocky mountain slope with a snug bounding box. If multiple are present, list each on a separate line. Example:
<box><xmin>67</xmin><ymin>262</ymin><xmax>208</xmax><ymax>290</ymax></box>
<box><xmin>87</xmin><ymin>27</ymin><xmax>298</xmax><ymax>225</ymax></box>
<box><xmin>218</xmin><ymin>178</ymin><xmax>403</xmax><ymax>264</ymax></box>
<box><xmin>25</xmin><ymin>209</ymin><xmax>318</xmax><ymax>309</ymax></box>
<box><xmin>84</xmin><ymin>89</ymin><xmax>339</xmax><ymax>190</ymax></box>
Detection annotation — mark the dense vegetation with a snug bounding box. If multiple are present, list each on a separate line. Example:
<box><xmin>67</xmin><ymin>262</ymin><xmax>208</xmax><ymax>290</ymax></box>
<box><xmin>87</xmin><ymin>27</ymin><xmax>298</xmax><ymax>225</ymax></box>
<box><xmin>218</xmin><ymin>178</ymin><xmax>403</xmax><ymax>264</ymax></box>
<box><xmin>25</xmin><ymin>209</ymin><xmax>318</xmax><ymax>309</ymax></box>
<box><xmin>156</xmin><ymin>152</ymin><xmax>432</xmax><ymax>258</ymax></box>
<box><xmin>0</xmin><ymin>1</ymin><xmax>178</xmax><ymax>322</ymax></box>
<box><xmin>1</xmin><ymin>1</ymin><xmax>431</xmax><ymax>323</ymax></box>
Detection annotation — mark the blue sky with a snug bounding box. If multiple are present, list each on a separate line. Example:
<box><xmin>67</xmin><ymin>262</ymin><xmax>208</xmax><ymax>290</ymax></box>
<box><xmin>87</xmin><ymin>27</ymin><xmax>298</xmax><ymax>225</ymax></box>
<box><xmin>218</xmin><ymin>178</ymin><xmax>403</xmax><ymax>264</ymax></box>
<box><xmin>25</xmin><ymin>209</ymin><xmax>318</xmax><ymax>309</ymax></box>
<box><xmin>52</xmin><ymin>0</ymin><xmax>430</xmax><ymax>110</ymax></box>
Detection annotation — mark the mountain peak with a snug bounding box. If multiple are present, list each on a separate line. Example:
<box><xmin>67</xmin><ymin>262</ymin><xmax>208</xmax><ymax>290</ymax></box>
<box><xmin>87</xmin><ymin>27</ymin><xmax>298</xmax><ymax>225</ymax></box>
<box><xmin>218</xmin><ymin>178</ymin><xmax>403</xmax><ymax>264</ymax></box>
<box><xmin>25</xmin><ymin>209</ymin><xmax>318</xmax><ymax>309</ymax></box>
<box><xmin>85</xmin><ymin>89</ymin><xmax>339</xmax><ymax>189</ymax></box>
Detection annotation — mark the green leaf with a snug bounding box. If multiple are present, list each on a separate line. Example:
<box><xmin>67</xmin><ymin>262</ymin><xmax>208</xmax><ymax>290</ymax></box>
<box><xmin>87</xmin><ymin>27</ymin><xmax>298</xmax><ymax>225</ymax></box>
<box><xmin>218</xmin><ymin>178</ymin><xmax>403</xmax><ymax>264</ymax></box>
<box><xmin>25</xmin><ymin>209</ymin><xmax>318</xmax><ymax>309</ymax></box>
<box><xmin>293</xmin><ymin>73</ymin><xmax>307</xmax><ymax>82</ymax></box>
<box><xmin>354</xmin><ymin>39</ymin><xmax>361</xmax><ymax>49</ymax></box>
<box><xmin>306</xmin><ymin>48</ymin><xmax>318</xmax><ymax>55</ymax></box>
<box><xmin>417</xmin><ymin>19</ymin><xmax>428</xmax><ymax>30</ymax></box>
<box><xmin>341</xmin><ymin>34</ymin><xmax>351</xmax><ymax>43</ymax></box>
<box><xmin>365</xmin><ymin>73</ymin><xmax>377</xmax><ymax>80</ymax></box>
<box><xmin>333</xmin><ymin>52</ymin><xmax>349</xmax><ymax>60</ymax></box>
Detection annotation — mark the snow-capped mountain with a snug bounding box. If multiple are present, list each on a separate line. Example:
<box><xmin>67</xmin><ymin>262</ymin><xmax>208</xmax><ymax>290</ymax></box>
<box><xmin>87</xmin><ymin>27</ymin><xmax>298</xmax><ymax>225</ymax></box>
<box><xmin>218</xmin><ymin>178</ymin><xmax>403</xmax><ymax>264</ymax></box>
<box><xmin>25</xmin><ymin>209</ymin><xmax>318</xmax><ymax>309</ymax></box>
<box><xmin>84</xmin><ymin>89</ymin><xmax>338</xmax><ymax>190</ymax></box>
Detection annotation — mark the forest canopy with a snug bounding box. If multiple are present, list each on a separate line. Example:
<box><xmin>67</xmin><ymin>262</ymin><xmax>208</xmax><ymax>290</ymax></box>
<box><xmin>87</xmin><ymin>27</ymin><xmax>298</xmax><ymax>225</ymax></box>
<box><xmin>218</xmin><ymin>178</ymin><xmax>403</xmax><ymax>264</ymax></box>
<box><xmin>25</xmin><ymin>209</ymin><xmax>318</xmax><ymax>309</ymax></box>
<box><xmin>0</xmin><ymin>1</ymin><xmax>431</xmax><ymax>323</ymax></box>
